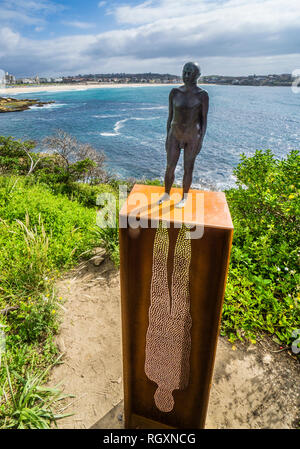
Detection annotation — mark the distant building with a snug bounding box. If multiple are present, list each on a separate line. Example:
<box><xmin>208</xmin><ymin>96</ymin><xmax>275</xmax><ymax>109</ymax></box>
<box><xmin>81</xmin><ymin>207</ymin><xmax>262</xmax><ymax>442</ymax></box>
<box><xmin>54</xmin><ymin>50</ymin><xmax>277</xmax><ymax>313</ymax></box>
<box><xmin>280</xmin><ymin>74</ymin><xmax>291</xmax><ymax>81</ymax></box>
<box><xmin>4</xmin><ymin>72</ymin><xmax>16</xmax><ymax>84</ymax></box>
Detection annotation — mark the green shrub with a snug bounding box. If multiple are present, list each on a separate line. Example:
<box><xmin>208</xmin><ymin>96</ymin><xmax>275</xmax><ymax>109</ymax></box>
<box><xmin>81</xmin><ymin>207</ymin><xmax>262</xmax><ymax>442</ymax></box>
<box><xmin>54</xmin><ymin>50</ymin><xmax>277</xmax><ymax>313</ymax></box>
<box><xmin>50</xmin><ymin>181</ymin><xmax>117</xmax><ymax>208</ymax></box>
<box><xmin>223</xmin><ymin>150</ymin><xmax>300</xmax><ymax>344</ymax></box>
<box><xmin>0</xmin><ymin>177</ymin><xmax>97</xmax><ymax>265</ymax></box>
<box><xmin>0</xmin><ymin>135</ymin><xmax>108</xmax><ymax>185</ymax></box>
<box><xmin>0</xmin><ymin>136</ymin><xmax>36</xmax><ymax>175</ymax></box>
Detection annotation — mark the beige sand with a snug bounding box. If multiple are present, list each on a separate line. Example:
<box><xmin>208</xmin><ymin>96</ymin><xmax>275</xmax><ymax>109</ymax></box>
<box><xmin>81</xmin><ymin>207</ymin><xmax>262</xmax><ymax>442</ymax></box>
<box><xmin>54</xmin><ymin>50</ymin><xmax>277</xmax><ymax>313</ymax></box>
<box><xmin>48</xmin><ymin>254</ymin><xmax>300</xmax><ymax>429</ymax></box>
<box><xmin>0</xmin><ymin>82</ymin><xmax>215</xmax><ymax>96</ymax></box>
<box><xmin>0</xmin><ymin>83</ymin><xmax>180</xmax><ymax>96</ymax></box>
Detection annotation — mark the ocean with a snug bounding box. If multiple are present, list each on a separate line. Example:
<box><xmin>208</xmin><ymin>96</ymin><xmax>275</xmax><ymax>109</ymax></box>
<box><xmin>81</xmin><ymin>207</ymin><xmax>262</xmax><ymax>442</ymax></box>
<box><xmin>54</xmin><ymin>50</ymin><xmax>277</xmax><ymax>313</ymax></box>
<box><xmin>0</xmin><ymin>85</ymin><xmax>299</xmax><ymax>190</ymax></box>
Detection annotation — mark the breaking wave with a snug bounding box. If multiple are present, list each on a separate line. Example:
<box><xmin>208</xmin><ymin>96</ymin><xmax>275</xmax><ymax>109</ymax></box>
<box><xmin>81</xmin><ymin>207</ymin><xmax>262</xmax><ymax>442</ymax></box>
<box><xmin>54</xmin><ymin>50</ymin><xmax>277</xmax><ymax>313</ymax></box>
<box><xmin>100</xmin><ymin>117</ymin><xmax>159</xmax><ymax>136</ymax></box>
<box><xmin>29</xmin><ymin>103</ymin><xmax>67</xmax><ymax>110</ymax></box>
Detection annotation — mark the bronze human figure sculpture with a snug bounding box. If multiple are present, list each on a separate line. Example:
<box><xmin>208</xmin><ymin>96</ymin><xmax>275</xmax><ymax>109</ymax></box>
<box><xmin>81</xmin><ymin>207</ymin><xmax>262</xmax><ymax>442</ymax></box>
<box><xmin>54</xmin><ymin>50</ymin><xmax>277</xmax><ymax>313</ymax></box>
<box><xmin>158</xmin><ymin>62</ymin><xmax>209</xmax><ymax>208</ymax></box>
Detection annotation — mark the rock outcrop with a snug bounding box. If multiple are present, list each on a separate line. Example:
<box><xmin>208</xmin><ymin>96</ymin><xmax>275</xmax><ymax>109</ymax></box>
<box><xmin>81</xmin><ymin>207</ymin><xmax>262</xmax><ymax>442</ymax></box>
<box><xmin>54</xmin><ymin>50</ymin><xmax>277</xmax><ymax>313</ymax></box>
<box><xmin>0</xmin><ymin>97</ymin><xmax>54</xmax><ymax>113</ymax></box>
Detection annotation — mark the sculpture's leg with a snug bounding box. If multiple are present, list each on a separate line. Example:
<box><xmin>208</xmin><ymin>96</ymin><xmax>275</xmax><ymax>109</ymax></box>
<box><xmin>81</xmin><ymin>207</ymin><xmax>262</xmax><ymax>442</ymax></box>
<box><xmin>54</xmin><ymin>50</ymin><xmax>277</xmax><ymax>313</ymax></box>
<box><xmin>157</xmin><ymin>192</ymin><xmax>170</xmax><ymax>205</ymax></box>
<box><xmin>158</xmin><ymin>134</ymin><xmax>180</xmax><ymax>205</ymax></box>
<box><xmin>183</xmin><ymin>143</ymin><xmax>197</xmax><ymax>196</ymax></box>
<box><xmin>175</xmin><ymin>142</ymin><xmax>200</xmax><ymax>208</ymax></box>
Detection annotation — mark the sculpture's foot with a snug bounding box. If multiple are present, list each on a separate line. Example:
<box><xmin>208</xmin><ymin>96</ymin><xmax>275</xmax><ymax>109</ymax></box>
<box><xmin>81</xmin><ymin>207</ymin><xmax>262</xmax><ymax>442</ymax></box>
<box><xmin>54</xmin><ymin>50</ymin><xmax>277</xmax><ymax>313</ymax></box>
<box><xmin>157</xmin><ymin>192</ymin><xmax>170</xmax><ymax>205</ymax></box>
<box><xmin>175</xmin><ymin>198</ymin><xmax>187</xmax><ymax>209</ymax></box>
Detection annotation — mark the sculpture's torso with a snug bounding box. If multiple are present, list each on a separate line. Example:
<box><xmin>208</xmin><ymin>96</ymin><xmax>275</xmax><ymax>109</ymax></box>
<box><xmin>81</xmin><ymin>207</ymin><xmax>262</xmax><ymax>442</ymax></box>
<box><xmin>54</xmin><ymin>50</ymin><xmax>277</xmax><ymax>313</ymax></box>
<box><xmin>170</xmin><ymin>86</ymin><xmax>205</xmax><ymax>143</ymax></box>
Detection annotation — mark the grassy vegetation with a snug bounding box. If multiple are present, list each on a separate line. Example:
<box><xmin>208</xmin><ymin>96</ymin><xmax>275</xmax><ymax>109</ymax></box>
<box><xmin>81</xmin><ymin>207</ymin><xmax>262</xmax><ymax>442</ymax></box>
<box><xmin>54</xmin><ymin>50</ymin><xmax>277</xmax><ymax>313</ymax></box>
<box><xmin>0</xmin><ymin>135</ymin><xmax>299</xmax><ymax>428</ymax></box>
<box><xmin>0</xmin><ymin>135</ymin><xmax>118</xmax><ymax>428</ymax></box>
<box><xmin>0</xmin><ymin>177</ymin><xmax>100</xmax><ymax>427</ymax></box>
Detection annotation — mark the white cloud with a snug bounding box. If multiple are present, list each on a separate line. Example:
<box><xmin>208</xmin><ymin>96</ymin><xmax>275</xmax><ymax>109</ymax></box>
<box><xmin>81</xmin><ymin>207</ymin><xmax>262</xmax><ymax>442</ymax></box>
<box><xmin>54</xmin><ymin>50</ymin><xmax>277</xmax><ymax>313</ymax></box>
<box><xmin>86</xmin><ymin>0</ymin><xmax>300</xmax><ymax>60</ymax></box>
<box><xmin>0</xmin><ymin>0</ymin><xmax>63</xmax><ymax>27</ymax></box>
<box><xmin>0</xmin><ymin>27</ymin><xmax>20</xmax><ymax>57</ymax></box>
<box><xmin>114</xmin><ymin>0</ymin><xmax>300</xmax><ymax>30</ymax></box>
<box><xmin>98</xmin><ymin>1</ymin><xmax>107</xmax><ymax>7</ymax></box>
<box><xmin>0</xmin><ymin>8</ymin><xmax>44</xmax><ymax>25</ymax></box>
<box><xmin>1</xmin><ymin>0</ymin><xmax>299</xmax><ymax>77</ymax></box>
<box><xmin>62</xmin><ymin>21</ymin><xmax>96</xmax><ymax>29</ymax></box>
<box><xmin>2</xmin><ymin>0</ymin><xmax>62</xmax><ymax>13</ymax></box>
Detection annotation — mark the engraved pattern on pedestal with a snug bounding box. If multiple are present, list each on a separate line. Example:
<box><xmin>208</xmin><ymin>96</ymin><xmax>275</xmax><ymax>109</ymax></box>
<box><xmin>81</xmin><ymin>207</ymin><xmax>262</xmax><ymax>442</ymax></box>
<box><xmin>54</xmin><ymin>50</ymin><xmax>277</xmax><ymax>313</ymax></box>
<box><xmin>145</xmin><ymin>222</ymin><xmax>192</xmax><ymax>412</ymax></box>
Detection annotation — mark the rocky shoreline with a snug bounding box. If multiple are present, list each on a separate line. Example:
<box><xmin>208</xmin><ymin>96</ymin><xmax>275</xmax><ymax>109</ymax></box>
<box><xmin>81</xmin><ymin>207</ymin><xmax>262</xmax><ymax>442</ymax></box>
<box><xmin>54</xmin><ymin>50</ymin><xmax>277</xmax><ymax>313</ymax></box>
<box><xmin>0</xmin><ymin>96</ymin><xmax>54</xmax><ymax>113</ymax></box>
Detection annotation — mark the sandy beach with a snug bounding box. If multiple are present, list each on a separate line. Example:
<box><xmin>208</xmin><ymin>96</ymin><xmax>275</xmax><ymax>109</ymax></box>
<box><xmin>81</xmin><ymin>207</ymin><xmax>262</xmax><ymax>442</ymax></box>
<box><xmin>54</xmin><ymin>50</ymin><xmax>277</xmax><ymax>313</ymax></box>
<box><xmin>0</xmin><ymin>82</ymin><xmax>184</xmax><ymax>96</ymax></box>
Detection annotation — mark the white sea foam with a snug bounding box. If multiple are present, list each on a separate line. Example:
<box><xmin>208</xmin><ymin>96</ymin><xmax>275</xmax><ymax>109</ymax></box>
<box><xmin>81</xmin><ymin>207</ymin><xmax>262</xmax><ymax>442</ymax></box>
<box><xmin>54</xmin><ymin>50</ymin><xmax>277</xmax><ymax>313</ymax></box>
<box><xmin>29</xmin><ymin>103</ymin><xmax>67</xmax><ymax>110</ymax></box>
<box><xmin>41</xmin><ymin>90</ymin><xmax>64</xmax><ymax>93</ymax></box>
<box><xmin>136</xmin><ymin>106</ymin><xmax>167</xmax><ymax>110</ymax></box>
<box><xmin>35</xmin><ymin>88</ymin><xmax>88</xmax><ymax>94</ymax></box>
<box><xmin>100</xmin><ymin>132</ymin><xmax>118</xmax><ymax>137</ymax></box>
<box><xmin>93</xmin><ymin>114</ymin><xmax>120</xmax><ymax>118</ymax></box>
<box><xmin>10</xmin><ymin>91</ymin><xmax>49</xmax><ymax>96</ymax></box>
<box><xmin>100</xmin><ymin>116</ymin><xmax>158</xmax><ymax>137</ymax></box>
<box><xmin>71</xmin><ymin>88</ymin><xmax>88</xmax><ymax>91</ymax></box>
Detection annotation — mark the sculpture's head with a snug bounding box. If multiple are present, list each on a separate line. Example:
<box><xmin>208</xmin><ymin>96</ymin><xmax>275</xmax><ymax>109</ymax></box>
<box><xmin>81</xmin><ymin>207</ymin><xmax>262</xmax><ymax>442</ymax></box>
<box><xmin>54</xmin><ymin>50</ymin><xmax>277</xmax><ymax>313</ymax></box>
<box><xmin>182</xmin><ymin>62</ymin><xmax>200</xmax><ymax>85</ymax></box>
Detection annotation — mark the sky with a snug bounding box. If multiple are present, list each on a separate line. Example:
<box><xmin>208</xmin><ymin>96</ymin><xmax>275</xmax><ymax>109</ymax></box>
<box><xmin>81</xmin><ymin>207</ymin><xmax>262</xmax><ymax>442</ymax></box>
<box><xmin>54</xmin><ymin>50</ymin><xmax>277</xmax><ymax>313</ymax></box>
<box><xmin>0</xmin><ymin>0</ymin><xmax>299</xmax><ymax>77</ymax></box>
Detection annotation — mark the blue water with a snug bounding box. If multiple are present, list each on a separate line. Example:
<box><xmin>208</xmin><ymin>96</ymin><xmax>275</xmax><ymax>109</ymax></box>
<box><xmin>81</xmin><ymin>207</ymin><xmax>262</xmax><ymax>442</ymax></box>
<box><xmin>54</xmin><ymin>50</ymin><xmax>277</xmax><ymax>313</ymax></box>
<box><xmin>0</xmin><ymin>85</ymin><xmax>299</xmax><ymax>190</ymax></box>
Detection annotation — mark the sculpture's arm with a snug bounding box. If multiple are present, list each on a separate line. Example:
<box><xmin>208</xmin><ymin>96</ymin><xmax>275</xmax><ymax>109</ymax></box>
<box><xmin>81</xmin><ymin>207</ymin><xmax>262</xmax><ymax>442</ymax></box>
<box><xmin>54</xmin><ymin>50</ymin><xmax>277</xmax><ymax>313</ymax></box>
<box><xmin>166</xmin><ymin>89</ymin><xmax>175</xmax><ymax>134</ymax></box>
<box><xmin>199</xmin><ymin>91</ymin><xmax>209</xmax><ymax>144</ymax></box>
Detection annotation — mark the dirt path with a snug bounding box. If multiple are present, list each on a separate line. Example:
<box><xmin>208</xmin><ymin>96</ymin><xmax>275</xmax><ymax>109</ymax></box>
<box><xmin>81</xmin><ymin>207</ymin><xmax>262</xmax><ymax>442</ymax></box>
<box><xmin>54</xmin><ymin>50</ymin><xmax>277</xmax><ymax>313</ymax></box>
<box><xmin>48</xmin><ymin>255</ymin><xmax>299</xmax><ymax>429</ymax></box>
<box><xmin>48</xmin><ymin>255</ymin><xmax>123</xmax><ymax>429</ymax></box>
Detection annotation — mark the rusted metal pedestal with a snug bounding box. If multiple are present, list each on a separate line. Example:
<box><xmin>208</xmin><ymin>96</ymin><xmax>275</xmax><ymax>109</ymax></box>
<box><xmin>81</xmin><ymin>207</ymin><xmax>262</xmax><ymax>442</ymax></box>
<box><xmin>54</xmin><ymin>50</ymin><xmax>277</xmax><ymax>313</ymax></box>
<box><xmin>119</xmin><ymin>184</ymin><xmax>233</xmax><ymax>429</ymax></box>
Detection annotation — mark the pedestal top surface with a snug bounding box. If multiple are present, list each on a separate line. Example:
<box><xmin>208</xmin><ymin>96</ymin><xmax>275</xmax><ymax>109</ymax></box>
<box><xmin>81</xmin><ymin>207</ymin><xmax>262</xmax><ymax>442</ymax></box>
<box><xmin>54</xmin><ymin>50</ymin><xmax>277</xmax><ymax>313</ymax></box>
<box><xmin>119</xmin><ymin>184</ymin><xmax>233</xmax><ymax>230</ymax></box>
